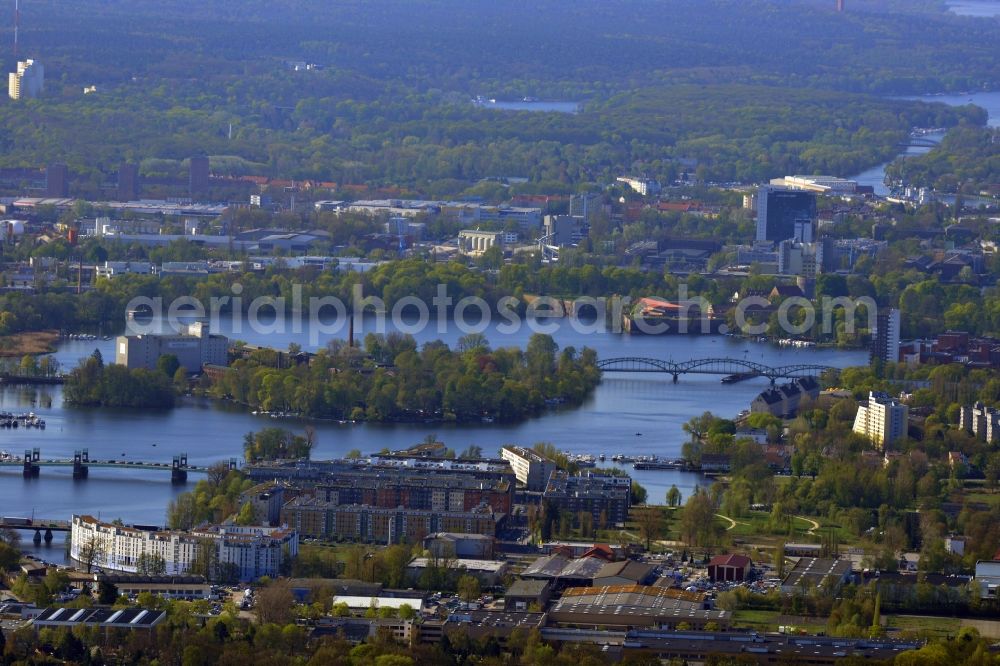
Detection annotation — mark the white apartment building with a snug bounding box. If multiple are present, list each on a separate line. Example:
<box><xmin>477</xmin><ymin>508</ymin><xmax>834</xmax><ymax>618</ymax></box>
<box><xmin>961</xmin><ymin>402</ymin><xmax>1000</xmax><ymax>443</ymax></box>
<box><xmin>852</xmin><ymin>391</ymin><xmax>908</xmax><ymax>449</ymax></box>
<box><xmin>616</xmin><ymin>176</ymin><xmax>661</xmax><ymax>196</ymax></box>
<box><xmin>116</xmin><ymin>321</ymin><xmax>229</xmax><ymax>373</ymax></box>
<box><xmin>71</xmin><ymin>515</ymin><xmax>298</xmax><ymax>581</ymax></box>
<box><xmin>71</xmin><ymin>515</ymin><xmax>204</xmax><ymax>576</ymax></box>
<box><xmin>501</xmin><ymin>445</ymin><xmax>557</xmax><ymax>492</ymax></box>
<box><xmin>8</xmin><ymin>59</ymin><xmax>43</xmax><ymax>100</ymax></box>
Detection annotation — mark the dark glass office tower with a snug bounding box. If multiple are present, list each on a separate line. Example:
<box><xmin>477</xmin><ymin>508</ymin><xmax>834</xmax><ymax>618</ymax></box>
<box><xmin>756</xmin><ymin>186</ymin><xmax>816</xmax><ymax>242</ymax></box>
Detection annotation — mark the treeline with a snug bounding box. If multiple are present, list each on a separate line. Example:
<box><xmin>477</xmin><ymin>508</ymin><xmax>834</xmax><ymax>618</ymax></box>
<box><xmin>0</xmin><ymin>0</ymin><xmax>993</xmax><ymax>193</ymax></box>
<box><xmin>886</xmin><ymin>125</ymin><xmax>1000</xmax><ymax>195</ymax></box>
<box><xmin>9</xmin><ymin>247</ymin><xmax>1000</xmax><ymax>344</ymax></box>
<box><xmin>210</xmin><ymin>333</ymin><xmax>601</xmax><ymax>422</ymax></box>
<box><xmin>243</xmin><ymin>427</ymin><xmax>315</xmax><ymax>463</ymax></box>
<box><xmin>19</xmin><ymin>0</ymin><xmax>1000</xmax><ymax>95</ymax></box>
<box><xmin>64</xmin><ymin>351</ymin><xmax>175</xmax><ymax>408</ymax></box>
<box><xmin>166</xmin><ymin>464</ymin><xmax>253</xmax><ymax>530</ymax></box>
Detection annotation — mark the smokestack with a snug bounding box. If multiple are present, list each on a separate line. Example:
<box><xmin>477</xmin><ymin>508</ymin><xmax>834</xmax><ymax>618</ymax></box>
<box><xmin>14</xmin><ymin>0</ymin><xmax>20</xmax><ymax>60</ymax></box>
<box><xmin>837</xmin><ymin>0</ymin><xmax>844</xmax><ymax>11</ymax></box>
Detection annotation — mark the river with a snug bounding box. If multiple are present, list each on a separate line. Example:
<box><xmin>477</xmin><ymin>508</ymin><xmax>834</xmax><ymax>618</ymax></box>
<box><xmin>850</xmin><ymin>91</ymin><xmax>1000</xmax><ymax>195</ymax></box>
<box><xmin>1</xmin><ymin>313</ymin><xmax>867</xmax><ymax>562</ymax></box>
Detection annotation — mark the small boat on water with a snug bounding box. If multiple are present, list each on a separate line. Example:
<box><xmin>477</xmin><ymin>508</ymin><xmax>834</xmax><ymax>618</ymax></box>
<box><xmin>633</xmin><ymin>461</ymin><xmax>683</xmax><ymax>470</ymax></box>
<box><xmin>721</xmin><ymin>373</ymin><xmax>754</xmax><ymax>384</ymax></box>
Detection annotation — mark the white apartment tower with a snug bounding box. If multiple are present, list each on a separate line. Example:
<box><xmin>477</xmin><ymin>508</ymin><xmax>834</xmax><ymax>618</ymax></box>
<box><xmin>9</xmin><ymin>59</ymin><xmax>44</xmax><ymax>100</ymax></box>
<box><xmin>870</xmin><ymin>308</ymin><xmax>901</xmax><ymax>366</ymax></box>
<box><xmin>960</xmin><ymin>402</ymin><xmax>1000</xmax><ymax>443</ymax></box>
<box><xmin>853</xmin><ymin>391</ymin><xmax>908</xmax><ymax>449</ymax></box>
<box><xmin>501</xmin><ymin>445</ymin><xmax>557</xmax><ymax>491</ymax></box>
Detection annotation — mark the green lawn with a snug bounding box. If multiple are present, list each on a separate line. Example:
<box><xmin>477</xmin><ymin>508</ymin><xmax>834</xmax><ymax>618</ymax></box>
<box><xmin>886</xmin><ymin>614</ymin><xmax>961</xmax><ymax>638</ymax></box>
<box><xmin>731</xmin><ymin>610</ymin><xmax>829</xmax><ymax>633</ymax></box>
<box><xmin>721</xmin><ymin>511</ymin><xmax>862</xmax><ymax>548</ymax></box>
<box><xmin>732</xmin><ymin>609</ymin><xmax>781</xmax><ymax>630</ymax></box>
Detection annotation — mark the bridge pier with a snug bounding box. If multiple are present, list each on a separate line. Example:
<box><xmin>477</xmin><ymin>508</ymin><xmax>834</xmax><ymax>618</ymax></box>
<box><xmin>32</xmin><ymin>529</ymin><xmax>41</xmax><ymax>544</ymax></box>
<box><xmin>22</xmin><ymin>449</ymin><xmax>39</xmax><ymax>478</ymax></box>
<box><xmin>171</xmin><ymin>454</ymin><xmax>189</xmax><ymax>484</ymax></box>
<box><xmin>672</xmin><ymin>374</ymin><xmax>679</xmax><ymax>383</ymax></box>
<box><xmin>44</xmin><ymin>528</ymin><xmax>53</xmax><ymax>543</ymax></box>
<box><xmin>73</xmin><ymin>450</ymin><xmax>89</xmax><ymax>480</ymax></box>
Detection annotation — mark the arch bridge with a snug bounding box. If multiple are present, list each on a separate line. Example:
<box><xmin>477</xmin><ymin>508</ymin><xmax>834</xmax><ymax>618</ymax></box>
<box><xmin>596</xmin><ymin>357</ymin><xmax>833</xmax><ymax>383</ymax></box>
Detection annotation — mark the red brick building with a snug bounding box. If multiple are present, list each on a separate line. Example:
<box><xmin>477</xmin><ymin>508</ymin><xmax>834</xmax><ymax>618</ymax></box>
<box><xmin>707</xmin><ymin>554</ymin><xmax>752</xmax><ymax>582</ymax></box>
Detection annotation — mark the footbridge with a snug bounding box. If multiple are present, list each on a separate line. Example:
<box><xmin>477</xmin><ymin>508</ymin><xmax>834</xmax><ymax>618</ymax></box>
<box><xmin>596</xmin><ymin>357</ymin><xmax>833</xmax><ymax>383</ymax></box>
<box><xmin>0</xmin><ymin>448</ymin><xmax>237</xmax><ymax>483</ymax></box>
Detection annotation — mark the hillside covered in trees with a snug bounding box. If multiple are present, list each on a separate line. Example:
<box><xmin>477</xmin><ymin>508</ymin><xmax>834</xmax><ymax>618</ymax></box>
<box><xmin>0</xmin><ymin>0</ymin><xmax>994</xmax><ymax>193</ymax></box>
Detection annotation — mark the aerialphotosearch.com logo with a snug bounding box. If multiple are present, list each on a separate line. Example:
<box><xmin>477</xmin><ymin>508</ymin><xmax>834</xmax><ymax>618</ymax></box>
<box><xmin>124</xmin><ymin>283</ymin><xmax>879</xmax><ymax>345</ymax></box>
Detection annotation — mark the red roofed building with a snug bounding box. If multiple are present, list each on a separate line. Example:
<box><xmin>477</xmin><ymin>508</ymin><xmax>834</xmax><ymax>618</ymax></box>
<box><xmin>636</xmin><ymin>297</ymin><xmax>683</xmax><ymax>317</ymax></box>
<box><xmin>580</xmin><ymin>544</ymin><xmax>617</xmax><ymax>562</ymax></box>
<box><xmin>707</xmin><ymin>554</ymin><xmax>752</xmax><ymax>582</ymax></box>
<box><xmin>656</xmin><ymin>201</ymin><xmax>698</xmax><ymax>213</ymax></box>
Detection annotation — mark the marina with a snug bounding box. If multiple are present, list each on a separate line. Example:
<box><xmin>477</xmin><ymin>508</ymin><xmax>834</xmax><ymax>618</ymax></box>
<box><xmin>0</xmin><ymin>411</ymin><xmax>46</xmax><ymax>428</ymax></box>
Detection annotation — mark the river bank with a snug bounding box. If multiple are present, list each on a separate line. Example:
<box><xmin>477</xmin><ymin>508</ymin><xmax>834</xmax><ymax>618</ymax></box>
<box><xmin>1</xmin><ymin>327</ymin><xmax>867</xmax><ymax>537</ymax></box>
<box><xmin>0</xmin><ymin>330</ymin><xmax>59</xmax><ymax>357</ymax></box>
<box><xmin>851</xmin><ymin>90</ymin><xmax>1000</xmax><ymax>195</ymax></box>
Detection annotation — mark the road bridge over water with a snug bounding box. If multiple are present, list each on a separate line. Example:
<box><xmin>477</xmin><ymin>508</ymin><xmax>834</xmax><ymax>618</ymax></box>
<box><xmin>597</xmin><ymin>357</ymin><xmax>833</xmax><ymax>384</ymax></box>
<box><xmin>0</xmin><ymin>448</ymin><xmax>237</xmax><ymax>483</ymax></box>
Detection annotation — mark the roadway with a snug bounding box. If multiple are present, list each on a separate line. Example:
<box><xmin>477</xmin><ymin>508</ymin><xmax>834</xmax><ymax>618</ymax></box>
<box><xmin>0</xmin><ymin>460</ymin><xmax>208</xmax><ymax>473</ymax></box>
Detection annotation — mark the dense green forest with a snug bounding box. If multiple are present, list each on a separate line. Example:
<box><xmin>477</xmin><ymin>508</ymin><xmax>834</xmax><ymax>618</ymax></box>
<box><xmin>210</xmin><ymin>332</ymin><xmax>601</xmax><ymax>422</ymax></box>
<box><xmin>0</xmin><ymin>0</ymin><xmax>994</xmax><ymax>192</ymax></box>
<box><xmin>63</xmin><ymin>351</ymin><xmax>176</xmax><ymax>408</ymax></box>
<box><xmin>886</xmin><ymin>126</ymin><xmax>1000</xmax><ymax>194</ymax></box>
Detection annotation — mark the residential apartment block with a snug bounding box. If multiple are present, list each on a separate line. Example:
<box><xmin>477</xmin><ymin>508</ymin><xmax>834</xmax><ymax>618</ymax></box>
<box><xmin>314</xmin><ymin>467</ymin><xmax>513</xmax><ymax>516</ymax></box>
<box><xmin>870</xmin><ymin>307</ymin><xmax>901</xmax><ymax>366</ymax></box>
<box><xmin>8</xmin><ymin>59</ymin><xmax>43</xmax><ymax>100</ymax></box>
<box><xmin>543</xmin><ymin>472</ymin><xmax>631</xmax><ymax>527</ymax></box>
<box><xmin>280</xmin><ymin>498</ymin><xmax>501</xmax><ymax>544</ymax></box>
<box><xmin>501</xmin><ymin>445</ymin><xmax>557</xmax><ymax>491</ymax></box>
<box><xmin>960</xmin><ymin>402</ymin><xmax>1000</xmax><ymax>443</ymax></box>
<box><xmin>750</xmin><ymin>377</ymin><xmax>820</xmax><ymax>418</ymax></box>
<box><xmin>70</xmin><ymin>515</ymin><xmax>297</xmax><ymax>581</ymax></box>
<box><xmin>852</xmin><ymin>391</ymin><xmax>909</xmax><ymax>449</ymax></box>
